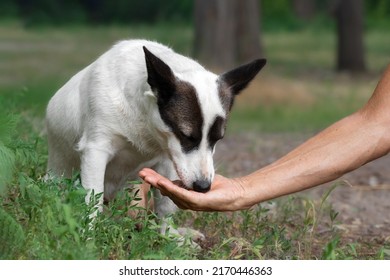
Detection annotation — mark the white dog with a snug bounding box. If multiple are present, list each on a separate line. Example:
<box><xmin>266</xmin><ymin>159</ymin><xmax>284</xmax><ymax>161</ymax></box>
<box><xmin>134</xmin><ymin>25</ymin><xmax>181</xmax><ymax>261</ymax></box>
<box><xmin>46</xmin><ymin>39</ymin><xmax>265</xmax><ymax>231</ymax></box>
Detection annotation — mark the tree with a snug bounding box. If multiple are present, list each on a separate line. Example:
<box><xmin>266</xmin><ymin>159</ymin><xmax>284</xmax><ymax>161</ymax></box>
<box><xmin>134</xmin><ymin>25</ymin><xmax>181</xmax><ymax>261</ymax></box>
<box><xmin>334</xmin><ymin>0</ymin><xmax>366</xmax><ymax>72</ymax></box>
<box><xmin>194</xmin><ymin>0</ymin><xmax>263</xmax><ymax>70</ymax></box>
<box><xmin>292</xmin><ymin>0</ymin><xmax>315</xmax><ymax>20</ymax></box>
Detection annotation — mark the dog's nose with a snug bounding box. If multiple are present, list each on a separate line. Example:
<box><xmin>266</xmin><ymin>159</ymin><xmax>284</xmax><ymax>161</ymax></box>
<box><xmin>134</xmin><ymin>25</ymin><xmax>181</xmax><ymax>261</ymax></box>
<box><xmin>193</xmin><ymin>179</ymin><xmax>211</xmax><ymax>193</ymax></box>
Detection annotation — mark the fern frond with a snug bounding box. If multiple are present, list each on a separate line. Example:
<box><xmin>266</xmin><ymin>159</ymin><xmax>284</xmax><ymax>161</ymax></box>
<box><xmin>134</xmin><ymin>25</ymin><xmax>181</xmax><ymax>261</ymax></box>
<box><xmin>0</xmin><ymin>112</ymin><xmax>18</xmax><ymax>193</ymax></box>
<box><xmin>0</xmin><ymin>144</ymin><xmax>16</xmax><ymax>193</ymax></box>
<box><xmin>0</xmin><ymin>112</ymin><xmax>19</xmax><ymax>145</ymax></box>
<box><xmin>0</xmin><ymin>207</ymin><xmax>25</xmax><ymax>259</ymax></box>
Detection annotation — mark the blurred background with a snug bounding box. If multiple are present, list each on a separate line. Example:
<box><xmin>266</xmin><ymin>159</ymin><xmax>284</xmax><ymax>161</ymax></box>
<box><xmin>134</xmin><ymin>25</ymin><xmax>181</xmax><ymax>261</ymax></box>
<box><xmin>0</xmin><ymin>0</ymin><xmax>390</xmax><ymax>131</ymax></box>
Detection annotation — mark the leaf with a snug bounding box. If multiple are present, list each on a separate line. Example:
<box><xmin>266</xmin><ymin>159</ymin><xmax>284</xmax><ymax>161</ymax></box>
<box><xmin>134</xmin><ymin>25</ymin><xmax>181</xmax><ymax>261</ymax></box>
<box><xmin>0</xmin><ymin>207</ymin><xmax>25</xmax><ymax>259</ymax></box>
<box><xmin>0</xmin><ymin>144</ymin><xmax>16</xmax><ymax>193</ymax></box>
<box><xmin>322</xmin><ymin>238</ymin><xmax>340</xmax><ymax>260</ymax></box>
<box><xmin>0</xmin><ymin>112</ymin><xmax>19</xmax><ymax>145</ymax></box>
<box><xmin>127</xmin><ymin>180</ymin><xmax>143</xmax><ymax>185</ymax></box>
<box><xmin>320</xmin><ymin>183</ymin><xmax>339</xmax><ymax>209</ymax></box>
<box><xmin>0</xmin><ymin>112</ymin><xmax>19</xmax><ymax>194</ymax></box>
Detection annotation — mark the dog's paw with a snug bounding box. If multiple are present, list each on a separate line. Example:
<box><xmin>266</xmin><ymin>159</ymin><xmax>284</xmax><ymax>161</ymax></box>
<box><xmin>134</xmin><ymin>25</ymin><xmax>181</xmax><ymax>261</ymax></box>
<box><xmin>177</xmin><ymin>227</ymin><xmax>205</xmax><ymax>243</ymax></box>
<box><xmin>161</xmin><ymin>223</ymin><xmax>204</xmax><ymax>249</ymax></box>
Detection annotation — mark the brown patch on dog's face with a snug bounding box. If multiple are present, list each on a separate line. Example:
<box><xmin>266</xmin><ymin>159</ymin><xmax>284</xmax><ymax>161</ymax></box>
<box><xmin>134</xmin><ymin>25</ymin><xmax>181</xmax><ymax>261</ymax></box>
<box><xmin>207</xmin><ymin>115</ymin><xmax>226</xmax><ymax>149</ymax></box>
<box><xmin>143</xmin><ymin>46</ymin><xmax>204</xmax><ymax>153</ymax></box>
<box><xmin>158</xmin><ymin>80</ymin><xmax>204</xmax><ymax>153</ymax></box>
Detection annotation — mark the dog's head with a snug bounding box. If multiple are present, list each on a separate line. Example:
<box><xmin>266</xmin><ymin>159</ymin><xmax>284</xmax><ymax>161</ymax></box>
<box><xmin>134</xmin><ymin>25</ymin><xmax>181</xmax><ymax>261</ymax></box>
<box><xmin>143</xmin><ymin>46</ymin><xmax>266</xmax><ymax>192</ymax></box>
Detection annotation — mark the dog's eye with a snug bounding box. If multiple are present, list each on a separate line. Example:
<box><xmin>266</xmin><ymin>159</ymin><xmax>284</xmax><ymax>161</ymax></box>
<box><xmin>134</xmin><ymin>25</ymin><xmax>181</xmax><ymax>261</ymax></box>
<box><xmin>177</xmin><ymin>129</ymin><xmax>202</xmax><ymax>153</ymax></box>
<box><xmin>180</xmin><ymin>130</ymin><xmax>197</xmax><ymax>142</ymax></box>
<box><xmin>208</xmin><ymin>116</ymin><xmax>226</xmax><ymax>149</ymax></box>
<box><xmin>187</xmin><ymin>135</ymin><xmax>198</xmax><ymax>142</ymax></box>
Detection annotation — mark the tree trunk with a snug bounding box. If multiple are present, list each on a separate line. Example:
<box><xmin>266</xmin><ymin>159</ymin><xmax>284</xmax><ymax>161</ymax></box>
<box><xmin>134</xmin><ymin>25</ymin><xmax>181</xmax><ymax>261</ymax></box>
<box><xmin>194</xmin><ymin>0</ymin><xmax>262</xmax><ymax>70</ymax></box>
<box><xmin>293</xmin><ymin>0</ymin><xmax>315</xmax><ymax>20</ymax></box>
<box><xmin>335</xmin><ymin>0</ymin><xmax>366</xmax><ymax>72</ymax></box>
<box><xmin>236</xmin><ymin>0</ymin><xmax>263</xmax><ymax>64</ymax></box>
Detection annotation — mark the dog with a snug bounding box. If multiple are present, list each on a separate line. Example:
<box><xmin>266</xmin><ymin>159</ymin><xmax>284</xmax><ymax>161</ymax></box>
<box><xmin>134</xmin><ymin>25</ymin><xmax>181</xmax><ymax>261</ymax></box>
<box><xmin>46</xmin><ymin>39</ymin><xmax>266</xmax><ymax>237</ymax></box>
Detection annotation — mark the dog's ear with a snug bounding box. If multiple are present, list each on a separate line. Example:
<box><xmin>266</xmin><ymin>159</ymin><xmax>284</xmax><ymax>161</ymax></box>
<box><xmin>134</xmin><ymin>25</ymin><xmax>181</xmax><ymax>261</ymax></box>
<box><xmin>220</xmin><ymin>59</ymin><xmax>266</xmax><ymax>96</ymax></box>
<box><xmin>143</xmin><ymin>46</ymin><xmax>176</xmax><ymax>101</ymax></box>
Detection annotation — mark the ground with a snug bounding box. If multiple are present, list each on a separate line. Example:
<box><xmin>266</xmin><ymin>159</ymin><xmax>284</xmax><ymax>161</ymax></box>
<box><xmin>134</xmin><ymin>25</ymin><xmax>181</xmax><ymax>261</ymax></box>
<box><xmin>215</xmin><ymin>131</ymin><xmax>390</xmax><ymax>242</ymax></box>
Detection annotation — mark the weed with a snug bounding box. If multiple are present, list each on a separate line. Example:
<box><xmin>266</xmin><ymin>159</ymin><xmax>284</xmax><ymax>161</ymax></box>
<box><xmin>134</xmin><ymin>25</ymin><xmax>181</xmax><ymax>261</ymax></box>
<box><xmin>0</xmin><ymin>207</ymin><xmax>25</xmax><ymax>259</ymax></box>
<box><xmin>322</xmin><ymin>237</ymin><xmax>340</xmax><ymax>260</ymax></box>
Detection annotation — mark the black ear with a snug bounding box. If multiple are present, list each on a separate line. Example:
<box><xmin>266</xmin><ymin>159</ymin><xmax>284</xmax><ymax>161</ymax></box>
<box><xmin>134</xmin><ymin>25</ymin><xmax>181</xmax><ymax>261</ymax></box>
<box><xmin>143</xmin><ymin>46</ymin><xmax>176</xmax><ymax>100</ymax></box>
<box><xmin>220</xmin><ymin>59</ymin><xmax>266</xmax><ymax>95</ymax></box>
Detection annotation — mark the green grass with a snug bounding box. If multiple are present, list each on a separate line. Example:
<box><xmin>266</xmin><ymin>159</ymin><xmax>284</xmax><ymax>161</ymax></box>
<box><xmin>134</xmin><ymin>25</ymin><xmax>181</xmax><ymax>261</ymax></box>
<box><xmin>229</xmin><ymin>87</ymin><xmax>368</xmax><ymax>132</ymax></box>
<box><xmin>1</xmin><ymin>22</ymin><xmax>390</xmax><ymax>259</ymax></box>
<box><xmin>0</xmin><ymin>21</ymin><xmax>193</xmax><ymax>114</ymax></box>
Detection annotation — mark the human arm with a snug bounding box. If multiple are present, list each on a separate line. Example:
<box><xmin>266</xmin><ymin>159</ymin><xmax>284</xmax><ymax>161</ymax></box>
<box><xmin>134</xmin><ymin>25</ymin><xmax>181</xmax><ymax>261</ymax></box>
<box><xmin>140</xmin><ymin>64</ymin><xmax>390</xmax><ymax>211</ymax></box>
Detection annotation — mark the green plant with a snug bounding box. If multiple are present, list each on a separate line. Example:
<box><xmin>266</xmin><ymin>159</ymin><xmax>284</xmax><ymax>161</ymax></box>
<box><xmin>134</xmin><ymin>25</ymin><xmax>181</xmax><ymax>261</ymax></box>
<box><xmin>322</xmin><ymin>237</ymin><xmax>340</xmax><ymax>260</ymax></box>
<box><xmin>0</xmin><ymin>207</ymin><xmax>25</xmax><ymax>259</ymax></box>
<box><xmin>0</xmin><ymin>110</ymin><xmax>18</xmax><ymax>193</ymax></box>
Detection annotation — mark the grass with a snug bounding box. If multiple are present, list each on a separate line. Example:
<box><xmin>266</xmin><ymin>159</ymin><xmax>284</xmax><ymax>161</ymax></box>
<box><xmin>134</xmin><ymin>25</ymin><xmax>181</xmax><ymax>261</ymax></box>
<box><xmin>1</xmin><ymin>21</ymin><xmax>390</xmax><ymax>259</ymax></box>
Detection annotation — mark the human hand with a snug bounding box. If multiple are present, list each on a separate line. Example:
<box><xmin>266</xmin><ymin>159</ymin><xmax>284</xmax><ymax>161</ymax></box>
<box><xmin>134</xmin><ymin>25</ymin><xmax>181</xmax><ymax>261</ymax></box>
<box><xmin>139</xmin><ymin>168</ymin><xmax>251</xmax><ymax>211</ymax></box>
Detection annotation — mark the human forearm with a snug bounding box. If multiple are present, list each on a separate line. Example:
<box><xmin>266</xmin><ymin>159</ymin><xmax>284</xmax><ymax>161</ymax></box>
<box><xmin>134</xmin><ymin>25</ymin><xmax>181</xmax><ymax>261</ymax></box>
<box><xmin>239</xmin><ymin>111</ymin><xmax>390</xmax><ymax>208</ymax></box>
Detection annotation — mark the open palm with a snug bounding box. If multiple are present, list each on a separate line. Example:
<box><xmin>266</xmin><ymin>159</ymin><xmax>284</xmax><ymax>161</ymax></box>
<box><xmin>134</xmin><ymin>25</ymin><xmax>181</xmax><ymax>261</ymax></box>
<box><xmin>139</xmin><ymin>168</ymin><xmax>249</xmax><ymax>211</ymax></box>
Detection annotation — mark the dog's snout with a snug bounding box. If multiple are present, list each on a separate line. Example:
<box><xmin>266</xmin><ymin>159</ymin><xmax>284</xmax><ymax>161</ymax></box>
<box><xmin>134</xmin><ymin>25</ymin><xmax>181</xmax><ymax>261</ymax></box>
<box><xmin>193</xmin><ymin>179</ymin><xmax>211</xmax><ymax>193</ymax></box>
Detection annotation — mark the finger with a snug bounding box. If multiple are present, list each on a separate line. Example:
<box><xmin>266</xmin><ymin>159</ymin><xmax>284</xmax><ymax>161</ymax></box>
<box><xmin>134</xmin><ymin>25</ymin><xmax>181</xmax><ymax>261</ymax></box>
<box><xmin>139</xmin><ymin>169</ymin><xmax>165</xmax><ymax>187</ymax></box>
<box><xmin>156</xmin><ymin>179</ymin><xmax>205</xmax><ymax>208</ymax></box>
<box><xmin>150</xmin><ymin>179</ymin><xmax>190</xmax><ymax>209</ymax></box>
<box><xmin>139</xmin><ymin>168</ymin><xmax>204</xmax><ymax>210</ymax></box>
<box><xmin>139</xmin><ymin>168</ymin><xmax>159</xmax><ymax>181</ymax></box>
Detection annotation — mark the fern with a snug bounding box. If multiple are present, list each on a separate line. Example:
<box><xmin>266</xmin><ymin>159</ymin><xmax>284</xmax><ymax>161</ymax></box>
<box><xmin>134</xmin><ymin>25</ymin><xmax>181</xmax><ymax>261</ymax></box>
<box><xmin>0</xmin><ymin>207</ymin><xmax>25</xmax><ymax>259</ymax></box>
<box><xmin>0</xmin><ymin>105</ymin><xmax>26</xmax><ymax>259</ymax></box>
<box><xmin>0</xmin><ymin>112</ymin><xmax>18</xmax><ymax>193</ymax></box>
<box><xmin>0</xmin><ymin>145</ymin><xmax>15</xmax><ymax>193</ymax></box>
<box><xmin>0</xmin><ymin>111</ymin><xmax>19</xmax><ymax>145</ymax></box>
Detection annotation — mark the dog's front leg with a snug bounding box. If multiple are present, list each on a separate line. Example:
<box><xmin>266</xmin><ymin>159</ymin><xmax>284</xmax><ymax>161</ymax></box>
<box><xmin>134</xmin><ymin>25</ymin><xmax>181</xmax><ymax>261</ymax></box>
<box><xmin>152</xmin><ymin>161</ymin><xmax>179</xmax><ymax>221</ymax></box>
<box><xmin>153</xmin><ymin>161</ymin><xmax>205</xmax><ymax>245</ymax></box>
<box><xmin>152</xmin><ymin>161</ymin><xmax>178</xmax><ymax>234</ymax></box>
<box><xmin>153</xmin><ymin>184</ymin><xmax>205</xmax><ymax>246</ymax></box>
<box><xmin>80</xmin><ymin>147</ymin><xmax>111</xmax><ymax>217</ymax></box>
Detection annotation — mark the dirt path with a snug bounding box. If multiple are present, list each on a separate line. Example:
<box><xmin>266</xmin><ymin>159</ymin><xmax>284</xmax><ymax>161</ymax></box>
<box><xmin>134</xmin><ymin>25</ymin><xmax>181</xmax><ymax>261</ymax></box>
<box><xmin>215</xmin><ymin>132</ymin><xmax>390</xmax><ymax>240</ymax></box>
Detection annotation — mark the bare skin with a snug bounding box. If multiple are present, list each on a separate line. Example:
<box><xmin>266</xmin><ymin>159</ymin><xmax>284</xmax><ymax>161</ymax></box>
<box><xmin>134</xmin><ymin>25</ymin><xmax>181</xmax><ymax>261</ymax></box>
<box><xmin>139</xmin><ymin>64</ymin><xmax>390</xmax><ymax>211</ymax></box>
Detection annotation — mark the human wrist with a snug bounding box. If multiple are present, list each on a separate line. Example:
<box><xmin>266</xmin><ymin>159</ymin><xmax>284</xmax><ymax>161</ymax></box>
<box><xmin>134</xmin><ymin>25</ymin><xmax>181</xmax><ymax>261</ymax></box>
<box><xmin>230</xmin><ymin>175</ymin><xmax>259</xmax><ymax>210</ymax></box>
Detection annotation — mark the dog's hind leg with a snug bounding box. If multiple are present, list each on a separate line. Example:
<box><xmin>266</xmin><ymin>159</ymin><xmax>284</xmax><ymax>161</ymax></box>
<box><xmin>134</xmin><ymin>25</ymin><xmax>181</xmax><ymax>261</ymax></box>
<box><xmin>126</xmin><ymin>182</ymin><xmax>153</xmax><ymax>230</ymax></box>
<box><xmin>46</xmin><ymin>131</ymin><xmax>80</xmax><ymax>178</ymax></box>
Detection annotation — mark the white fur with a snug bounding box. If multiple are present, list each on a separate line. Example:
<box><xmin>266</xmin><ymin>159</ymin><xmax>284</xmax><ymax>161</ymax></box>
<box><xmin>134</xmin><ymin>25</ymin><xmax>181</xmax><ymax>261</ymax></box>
<box><xmin>46</xmin><ymin>40</ymin><xmax>226</xmax><ymax>219</ymax></box>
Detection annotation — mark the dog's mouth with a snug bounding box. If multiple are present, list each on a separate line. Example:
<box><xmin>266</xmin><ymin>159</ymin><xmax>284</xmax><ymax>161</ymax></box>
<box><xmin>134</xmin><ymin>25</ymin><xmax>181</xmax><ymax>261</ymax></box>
<box><xmin>169</xmin><ymin>157</ymin><xmax>212</xmax><ymax>192</ymax></box>
<box><xmin>172</xmin><ymin>179</ymin><xmax>211</xmax><ymax>193</ymax></box>
<box><xmin>172</xmin><ymin>180</ymin><xmax>191</xmax><ymax>190</ymax></box>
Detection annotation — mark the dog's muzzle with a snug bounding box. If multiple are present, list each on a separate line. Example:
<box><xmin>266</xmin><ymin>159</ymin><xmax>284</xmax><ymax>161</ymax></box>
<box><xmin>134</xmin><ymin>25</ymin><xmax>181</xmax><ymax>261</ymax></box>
<box><xmin>192</xmin><ymin>179</ymin><xmax>211</xmax><ymax>193</ymax></box>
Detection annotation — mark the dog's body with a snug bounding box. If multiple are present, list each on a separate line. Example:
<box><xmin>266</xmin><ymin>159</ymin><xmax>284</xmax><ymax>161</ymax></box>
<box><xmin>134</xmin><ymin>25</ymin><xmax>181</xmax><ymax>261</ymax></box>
<box><xmin>46</xmin><ymin>39</ymin><xmax>265</xmax><ymax>223</ymax></box>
